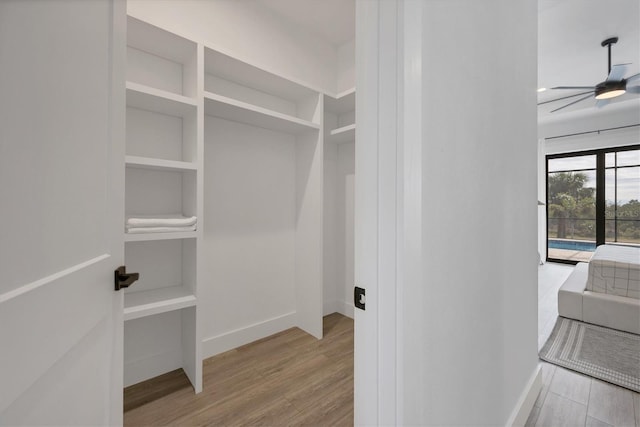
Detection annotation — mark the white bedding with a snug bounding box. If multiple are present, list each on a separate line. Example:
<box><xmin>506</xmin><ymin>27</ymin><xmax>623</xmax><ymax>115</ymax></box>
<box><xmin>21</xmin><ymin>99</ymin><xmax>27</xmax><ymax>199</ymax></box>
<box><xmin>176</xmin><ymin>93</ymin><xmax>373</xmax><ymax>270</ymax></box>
<box><xmin>586</xmin><ymin>244</ymin><xmax>640</xmax><ymax>300</ymax></box>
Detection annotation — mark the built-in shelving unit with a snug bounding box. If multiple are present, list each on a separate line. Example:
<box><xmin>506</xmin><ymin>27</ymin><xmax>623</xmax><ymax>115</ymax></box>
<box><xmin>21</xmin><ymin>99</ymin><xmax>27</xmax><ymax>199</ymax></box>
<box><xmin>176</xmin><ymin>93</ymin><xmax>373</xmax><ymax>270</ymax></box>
<box><xmin>202</xmin><ymin>44</ymin><xmax>324</xmax><ymax>346</ymax></box>
<box><xmin>124</xmin><ymin>15</ymin><xmax>202</xmax><ymax>393</ymax></box>
<box><xmin>203</xmin><ymin>47</ymin><xmax>322</xmax><ymax>131</ymax></box>
<box><xmin>324</xmin><ymin>89</ymin><xmax>355</xmax><ymax>145</ymax></box>
<box><xmin>122</xmin><ymin>12</ymin><xmax>335</xmax><ymax>395</ymax></box>
<box><xmin>126</xmin><ymin>16</ymin><xmax>197</xmax><ymax>98</ymax></box>
<box><xmin>125</xmin><ymin>82</ymin><xmax>197</xmax><ymax>163</ymax></box>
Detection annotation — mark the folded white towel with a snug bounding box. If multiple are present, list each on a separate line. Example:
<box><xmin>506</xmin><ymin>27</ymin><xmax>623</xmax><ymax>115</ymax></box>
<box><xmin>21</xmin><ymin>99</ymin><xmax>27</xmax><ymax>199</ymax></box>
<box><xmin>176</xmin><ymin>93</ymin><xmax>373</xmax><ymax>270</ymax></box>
<box><xmin>126</xmin><ymin>225</ymin><xmax>196</xmax><ymax>234</ymax></box>
<box><xmin>126</xmin><ymin>214</ymin><xmax>197</xmax><ymax>228</ymax></box>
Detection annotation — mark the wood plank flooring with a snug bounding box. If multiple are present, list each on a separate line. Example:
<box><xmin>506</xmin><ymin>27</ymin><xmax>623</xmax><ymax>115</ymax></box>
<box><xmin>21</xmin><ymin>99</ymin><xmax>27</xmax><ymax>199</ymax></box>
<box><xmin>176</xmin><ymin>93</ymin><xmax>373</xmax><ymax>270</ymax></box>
<box><xmin>124</xmin><ymin>313</ymin><xmax>354</xmax><ymax>426</ymax></box>
<box><xmin>529</xmin><ymin>263</ymin><xmax>640</xmax><ymax>427</ymax></box>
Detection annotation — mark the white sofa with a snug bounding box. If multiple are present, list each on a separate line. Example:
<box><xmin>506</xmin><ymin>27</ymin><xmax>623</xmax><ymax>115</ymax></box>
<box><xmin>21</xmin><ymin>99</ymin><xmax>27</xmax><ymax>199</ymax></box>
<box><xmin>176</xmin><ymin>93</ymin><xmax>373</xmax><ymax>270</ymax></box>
<box><xmin>558</xmin><ymin>244</ymin><xmax>640</xmax><ymax>335</ymax></box>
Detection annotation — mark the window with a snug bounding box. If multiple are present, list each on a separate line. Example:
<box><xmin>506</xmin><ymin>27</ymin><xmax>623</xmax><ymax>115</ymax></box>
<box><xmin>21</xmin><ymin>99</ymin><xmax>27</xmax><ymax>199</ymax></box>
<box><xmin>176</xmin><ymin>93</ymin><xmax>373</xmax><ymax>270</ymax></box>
<box><xmin>547</xmin><ymin>155</ymin><xmax>596</xmax><ymax>262</ymax></box>
<box><xmin>605</xmin><ymin>150</ymin><xmax>640</xmax><ymax>245</ymax></box>
<box><xmin>546</xmin><ymin>145</ymin><xmax>640</xmax><ymax>263</ymax></box>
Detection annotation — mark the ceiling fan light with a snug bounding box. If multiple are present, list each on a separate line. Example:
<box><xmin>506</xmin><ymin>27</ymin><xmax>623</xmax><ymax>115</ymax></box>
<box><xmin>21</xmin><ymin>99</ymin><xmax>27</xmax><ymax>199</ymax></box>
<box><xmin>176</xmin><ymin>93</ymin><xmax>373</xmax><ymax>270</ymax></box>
<box><xmin>594</xmin><ymin>80</ymin><xmax>627</xmax><ymax>100</ymax></box>
<box><xmin>595</xmin><ymin>89</ymin><xmax>626</xmax><ymax>99</ymax></box>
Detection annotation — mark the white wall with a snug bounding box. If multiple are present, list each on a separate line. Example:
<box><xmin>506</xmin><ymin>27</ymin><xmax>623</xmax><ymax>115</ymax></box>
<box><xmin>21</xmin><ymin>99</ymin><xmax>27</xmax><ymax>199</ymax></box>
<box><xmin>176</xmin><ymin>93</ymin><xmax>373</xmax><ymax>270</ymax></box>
<box><xmin>124</xmin><ymin>311</ymin><xmax>183</xmax><ymax>387</ymax></box>
<box><xmin>323</xmin><ymin>117</ymin><xmax>339</xmax><ymax>316</ymax></box>
<box><xmin>540</xmin><ymin>99</ymin><xmax>640</xmax><ymax>151</ymax></box>
<box><xmin>202</xmin><ymin>117</ymin><xmax>297</xmax><ymax>355</ymax></box>
<box><xmin>338</xmin><ymin>142</ymin><xmax>355</xmax><ymax>316</ymax></box>
<box><xmin>127</xmin><ymin>0</ymin><xmax>339</xmax><ymax>94</ymax></box>
<box><xmin>337</xmin><ymin>38</ymin><xmax>356</xmax><ymax>94</ymax></box>
<box><xmin>323</xmin><ymin>112</ymin><xmax>355</xmax><ymax>318</ymax></box>
<box><xmin>397</xmin><ymin>1</ymin><xmax>539</xmax><ymax>424</ymax></box>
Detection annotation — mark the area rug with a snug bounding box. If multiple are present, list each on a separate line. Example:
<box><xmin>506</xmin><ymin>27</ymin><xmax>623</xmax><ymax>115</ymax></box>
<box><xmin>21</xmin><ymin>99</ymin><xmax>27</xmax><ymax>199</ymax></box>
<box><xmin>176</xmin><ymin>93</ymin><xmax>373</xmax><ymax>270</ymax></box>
<box><xmin>539</xmin><ymin>317</ymin><xmax>640</xmax><ymax>392</ymax></box>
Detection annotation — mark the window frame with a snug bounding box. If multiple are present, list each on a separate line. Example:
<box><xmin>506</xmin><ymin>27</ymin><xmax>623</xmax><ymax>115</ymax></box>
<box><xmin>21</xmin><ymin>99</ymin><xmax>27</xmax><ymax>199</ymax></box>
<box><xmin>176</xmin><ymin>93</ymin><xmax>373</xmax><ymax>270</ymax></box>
<box><xmin>546</xmin><ymin>144</ymin><xmax>640</xmax><ymax>264</ymax></box>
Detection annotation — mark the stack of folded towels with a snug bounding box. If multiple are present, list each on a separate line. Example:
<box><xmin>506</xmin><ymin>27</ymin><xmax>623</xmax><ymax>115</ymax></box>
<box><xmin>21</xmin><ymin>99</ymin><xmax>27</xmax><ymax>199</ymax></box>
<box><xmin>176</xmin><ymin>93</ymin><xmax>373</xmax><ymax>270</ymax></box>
<box><xmin>125</xmin><ymin>214</ymin><xmax>197</xmax><ymax>234</ymax></box>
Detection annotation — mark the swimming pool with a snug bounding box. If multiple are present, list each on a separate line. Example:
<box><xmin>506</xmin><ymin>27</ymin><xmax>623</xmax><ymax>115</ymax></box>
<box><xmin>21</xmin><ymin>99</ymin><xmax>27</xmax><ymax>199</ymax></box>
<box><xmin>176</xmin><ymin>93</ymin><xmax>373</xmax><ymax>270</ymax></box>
<box><xmin>548</xmin><ymin>239</ymin><xmax>596</xmax><ymax>252</ymax></box>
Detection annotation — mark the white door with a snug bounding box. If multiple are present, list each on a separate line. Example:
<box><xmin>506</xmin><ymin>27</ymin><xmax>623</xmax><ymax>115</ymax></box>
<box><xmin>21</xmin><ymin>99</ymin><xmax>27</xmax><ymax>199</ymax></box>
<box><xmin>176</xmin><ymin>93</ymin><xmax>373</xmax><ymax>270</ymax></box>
<box><xmin>0</xmin><ymin>1</ymin><xmax>126</xmax><ymax>425</ymax></box>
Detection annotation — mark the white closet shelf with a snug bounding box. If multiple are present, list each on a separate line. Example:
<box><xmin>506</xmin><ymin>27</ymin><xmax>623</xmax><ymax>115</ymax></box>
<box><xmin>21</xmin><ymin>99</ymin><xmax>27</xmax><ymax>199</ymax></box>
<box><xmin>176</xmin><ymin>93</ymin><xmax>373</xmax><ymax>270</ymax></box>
<box><xmin>204</xmin><ymin>92</ymin><xmax>320</xmax><ymax>134</ymax></box>
<box><xmin>329</xmin><ymin>124</ymin><xmax>355</xmax><ymax>144</ymax></box>
<box><xmin>325</xmin><ymin>88</ymin><xmax>355</xmax><ymax>115</ymax></box>
<box><xmin>124</xmin><ymin>285</ymin><xmax>196</xmax><ymax>321</ymax></box>
<box><xmin>127</xmin><ymin>16</ymin><xmax>196</xmax><ymax>65</ymax></box>
<box><xmin>204</xmin><ymin>47</ymin><xmax>317</xmax><ymax>103</ymax></box>
<box><xmin>125</xmin><ymin>155</ymin><xmax>197</xmax><ymax>172</ymax></box>
<box><xmin>127</xmin><ymin>81</ymin><xmax>197</xmax><ymax>118</ymax></box>
<box><xmin>125</xmin><ymin>231</ymin><xmax>198</xmax><ymax>242</ymax></box>
<box><xmin>336</xmin><ymin>87</ymin><xmax>356</xmax><ymax>99</ymax></box>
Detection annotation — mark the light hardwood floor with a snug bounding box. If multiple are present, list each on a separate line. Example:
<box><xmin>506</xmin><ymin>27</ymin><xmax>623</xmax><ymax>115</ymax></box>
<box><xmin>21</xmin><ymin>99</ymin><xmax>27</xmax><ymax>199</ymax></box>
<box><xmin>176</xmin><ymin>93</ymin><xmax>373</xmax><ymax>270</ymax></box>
<box><xmin>124</xmin><ymin>313</ymin><xmax>354</xmax><ymax>426</ymax></box>
<box><xmin>126</xmin><ymin>264</ymin><xmax>640</xmax><ymax>426</ymax></box>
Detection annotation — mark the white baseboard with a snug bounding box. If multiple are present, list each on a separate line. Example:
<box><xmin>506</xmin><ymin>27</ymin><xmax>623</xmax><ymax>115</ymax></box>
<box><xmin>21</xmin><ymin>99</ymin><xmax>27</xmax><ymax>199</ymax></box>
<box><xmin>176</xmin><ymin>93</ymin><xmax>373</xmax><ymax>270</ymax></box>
<box><xmin>336</xmin><ymin>300</ymin><xmax>354</xmax><ymax>319</ymax></box>
<box><xmin>124</xmin><ymin>348</ymin><xmax>182</xmax><ymax>388</ymax></box>
<box><xmin>506</xmin><ymin>364</ymin><xmax>542</xmax><ymax>427</ymax></box>
<box><xmin>324</xmin><ymin>300</ymin><xmax>354</xmax><ymax>319</ymax></box>
<box><xmin>323</xmin><ymin>300</ymin><xmax>338</xmax><ymax>316</ymax></box>
<box><xmin>202</xmin><ymin>312</ymin><xmax>297</xmax><ymax>359</ymax></box>
<box><xmin>202</xmin><ymin>303</ymin><xmax>355</xmax><ymax>361</ymax></box>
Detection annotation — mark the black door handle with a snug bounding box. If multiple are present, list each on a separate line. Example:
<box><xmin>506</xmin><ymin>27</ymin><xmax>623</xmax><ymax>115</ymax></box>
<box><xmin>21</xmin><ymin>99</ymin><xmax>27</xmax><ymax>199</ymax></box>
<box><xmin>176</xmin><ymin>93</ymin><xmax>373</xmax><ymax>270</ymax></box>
<box><xmin>114</xmin><ymin>266</ymin><xmax>139</xmax><ymax>291</ymax></box>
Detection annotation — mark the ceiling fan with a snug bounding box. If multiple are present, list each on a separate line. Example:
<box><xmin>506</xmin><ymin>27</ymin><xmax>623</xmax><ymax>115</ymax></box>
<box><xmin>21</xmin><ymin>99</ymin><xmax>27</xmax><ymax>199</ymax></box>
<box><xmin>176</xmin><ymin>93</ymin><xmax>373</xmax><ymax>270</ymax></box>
<box><xmin>540</xmin><ymin>37</ymin><xmax>640</xmax><ymax>113</ymax></box>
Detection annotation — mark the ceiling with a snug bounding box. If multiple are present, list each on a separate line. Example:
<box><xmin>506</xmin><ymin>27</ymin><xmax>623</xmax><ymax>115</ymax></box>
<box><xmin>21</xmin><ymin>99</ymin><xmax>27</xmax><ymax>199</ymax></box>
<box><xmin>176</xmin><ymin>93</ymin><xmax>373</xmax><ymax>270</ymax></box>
<box><xmin>255</xmin><ymin>0</ymin><xmax>355</xmax><ymax>46</ymax></box>
<box><xmin>538</xmin><ymin>0</ymin><xmax>640</xmax><ymax>117</ymax></box>
<box><xmin>258</xmin><ymin>0</ymin><xmax>639</xmax><ymax>117</ymax></box>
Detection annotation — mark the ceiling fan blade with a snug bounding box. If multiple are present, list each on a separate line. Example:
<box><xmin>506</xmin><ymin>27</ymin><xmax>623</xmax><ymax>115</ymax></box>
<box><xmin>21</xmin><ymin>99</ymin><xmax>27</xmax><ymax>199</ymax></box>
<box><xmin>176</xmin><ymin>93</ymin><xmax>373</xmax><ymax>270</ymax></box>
<box><xmin>595</xmin><ymin>99</ymin><xmax>610</xmax><ymax>109</ymax></box>
<box><xmin>550</xmin><ymin>93</ymin><xmax>593</xmax><ymax>113</ymax></box>
<box><xmin>627</xmin><ymin>86</ymin><xmax>640</xmax><ymax>94</ymax></box>
<box><xmin>537</xmin><ymin>90</ymin><xmax>593</xmax><ymax>106</ymax></box>
<box><xmin>551</xmin><ymin>86</ymin><xmax>595</xmax><ymax>90</ymax></box>
<box><xmin>607</xmin><ymin>64</ymin><xmax>630</xmax><ymax>81</ymax></box>
<box><xmin>625</xmin><ymin>73</ymin><xmax>640</xmax><ymax>84</ymax></box>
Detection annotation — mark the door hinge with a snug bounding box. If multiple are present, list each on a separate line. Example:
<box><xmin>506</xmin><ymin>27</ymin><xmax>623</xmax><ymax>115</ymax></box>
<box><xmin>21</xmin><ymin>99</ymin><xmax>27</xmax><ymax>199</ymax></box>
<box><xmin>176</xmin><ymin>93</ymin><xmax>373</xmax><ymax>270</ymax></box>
<box><xmin>354</xmin><ymin>286</ymin><xmax>366</xmax><ymax>310</ymax></box>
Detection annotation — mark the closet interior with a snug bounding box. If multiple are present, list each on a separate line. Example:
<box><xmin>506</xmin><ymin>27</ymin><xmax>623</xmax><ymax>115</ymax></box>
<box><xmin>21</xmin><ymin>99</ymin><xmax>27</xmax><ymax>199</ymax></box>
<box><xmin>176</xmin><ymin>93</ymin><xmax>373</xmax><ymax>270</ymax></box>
<box><xmin>123</xmin><ymin>8</ymin><xmax>355</xmax><ymax>393</ymax></box>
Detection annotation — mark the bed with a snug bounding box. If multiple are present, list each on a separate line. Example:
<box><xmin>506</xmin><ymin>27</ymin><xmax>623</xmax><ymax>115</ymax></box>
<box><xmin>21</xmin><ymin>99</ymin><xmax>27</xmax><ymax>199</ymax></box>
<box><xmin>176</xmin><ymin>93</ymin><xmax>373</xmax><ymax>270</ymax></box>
<box><xmin>558</xmin><ymin>244</ymin><xmax>640</xmax><ymax>334</ymax></box>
